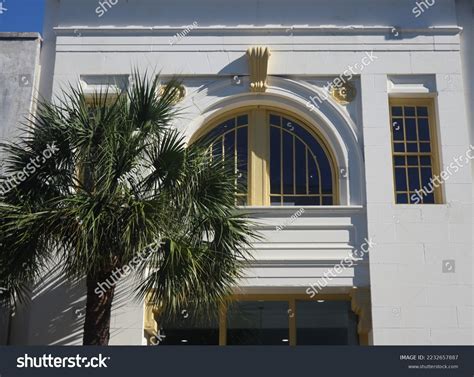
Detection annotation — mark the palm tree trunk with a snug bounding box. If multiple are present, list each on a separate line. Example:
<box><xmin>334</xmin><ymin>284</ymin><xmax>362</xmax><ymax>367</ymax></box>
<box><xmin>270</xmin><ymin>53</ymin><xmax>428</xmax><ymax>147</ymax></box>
<box><xmin>83</xmin><ymin>269</ymin><xmax>116</xmax><ymax>345</ymax></box>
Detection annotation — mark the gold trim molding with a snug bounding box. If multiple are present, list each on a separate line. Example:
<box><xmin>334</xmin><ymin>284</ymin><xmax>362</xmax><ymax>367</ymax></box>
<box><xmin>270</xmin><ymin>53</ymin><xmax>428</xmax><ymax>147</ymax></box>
<box><xmin>350</xmin><ymin>287</ymin><xmax>372</xmax><ymax>345</ymax></box>
<box><xmin>246</xmin><ymin>46</ymin><xmax>271</xmax><ymax>93</ymax></box>
<box><xmin>143</xmin><ymin>292</ymin><xmax>371</xmax><ymax>346</ymax></box>
<box><xmin>143</xmin><ymin>293</ymin><xmax>159</xmax><ymax>342</ymax></box>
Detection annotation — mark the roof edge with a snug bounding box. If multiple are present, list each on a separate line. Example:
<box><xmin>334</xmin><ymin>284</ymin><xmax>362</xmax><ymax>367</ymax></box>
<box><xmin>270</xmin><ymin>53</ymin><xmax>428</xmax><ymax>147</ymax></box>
<box><xmin>0</xmin><ymin>32</ymin><xmax>42</xmax><ymax>40</ymax></box>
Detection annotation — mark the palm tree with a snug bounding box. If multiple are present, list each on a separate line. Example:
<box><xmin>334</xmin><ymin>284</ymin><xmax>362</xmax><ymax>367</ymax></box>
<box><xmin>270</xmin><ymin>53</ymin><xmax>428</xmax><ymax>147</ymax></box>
<box><xmin>0</xmin><ymin>71</ymin><xmax>255</xmax><ymax>345</ymax></box>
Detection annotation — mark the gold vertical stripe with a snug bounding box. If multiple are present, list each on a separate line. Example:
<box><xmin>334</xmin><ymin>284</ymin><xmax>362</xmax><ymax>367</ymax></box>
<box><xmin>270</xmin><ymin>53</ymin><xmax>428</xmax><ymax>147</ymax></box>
<box><xmin>415</xmin><ymin>116</ymin><xmax>423</xmax><ymax>203</ymax></box>
<box><xmin>289</xmin><ymin>299</ymin><xmax>297</xmax><ymax>346</ymax></box>
<box><xmin>389</xmin><ymin>104</ymin><xmax>398</xmax><ymax>203</ymax></box>
<box><xmin>248</xmin><ymin>109</ymin><xmax>270</xmax><ymax>205</ymax></box>
<box><xmin>219</xmin><ymin>303</ymin><xmax>227</xmax><ymax>346</ymax></box>
<box><xmin>234</xmin><ymin>123</ymin><xmax>238</xmax><ymax>196</ymax></box>
<box><xmin>262</xmin><ymin>111</ymin><xmax>270</xmax><ymax>206</ymax></box>
<box><xmin>280</xmin><ymin>120</ymin><xmax>283</xmax><ymax>204</ymax></box>
<box><xmin>403</xmin><ymin>108</ymin><xmax>410</xmax><ymax>203</ymax></box>
<box><xmin>293</xmin><ymin>134</ymin><xmax>296</xmax><ymax>195</ymax></box>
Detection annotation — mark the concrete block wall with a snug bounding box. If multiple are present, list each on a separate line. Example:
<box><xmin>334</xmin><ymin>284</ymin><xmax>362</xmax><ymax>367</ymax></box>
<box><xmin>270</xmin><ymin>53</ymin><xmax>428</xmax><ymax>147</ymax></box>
<box><xmin>0</xmin><ymin>33</ymin><xmax>42</xmax><ymax>345</ymax></box>
<box><xmin>0</xmin><ymin>33</ymin><xmax>41</xmax><ymax>143</ymax></box>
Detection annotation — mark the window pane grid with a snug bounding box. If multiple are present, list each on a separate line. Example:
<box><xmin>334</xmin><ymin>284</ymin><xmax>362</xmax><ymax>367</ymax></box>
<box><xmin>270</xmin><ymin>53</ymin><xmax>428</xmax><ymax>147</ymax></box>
<box><xmin>390</xmin><ymin>103</ymin><xmax>437</xmax><ymax>204</ymax></box>
<box><xmin>269</xmin><ymin>115</ymin><xmax>335</xmax><ymax>206</ymax></box>
<box><xmin>206</xmin><ymin>115</ymin><xmax>249</xmax><ymax>205</ymax></box>
<box><xmin>201</xmin><ymin>111</ymin><xmax>336</xmax><ymax>207</ymax></box>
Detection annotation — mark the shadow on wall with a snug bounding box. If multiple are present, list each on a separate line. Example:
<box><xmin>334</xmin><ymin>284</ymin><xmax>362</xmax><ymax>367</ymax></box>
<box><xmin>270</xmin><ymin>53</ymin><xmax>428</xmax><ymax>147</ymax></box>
<box><xmin>9</xmin><ymin>268</ymin><xmax>85</xmax><ymax>345</ymax></box>
<box><xmin>218</xmin><ymin>55</ymin><xmax>247</xmax><ymax>76</ymax></box>
<box><xmin>8</xmin><ymin>263</ymin><xmax>143</xmax><ymax>345</ymax></box>
<box><xmin>108</xmin><ymin>276</ymin><xmax>147</xmax><ymax>345</ymax></box>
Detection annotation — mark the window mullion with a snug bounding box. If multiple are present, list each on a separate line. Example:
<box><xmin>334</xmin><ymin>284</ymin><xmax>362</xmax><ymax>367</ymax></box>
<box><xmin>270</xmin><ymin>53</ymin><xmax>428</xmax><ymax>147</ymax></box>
<box><xmin>248</xmin><ymin>109</ymin><xmax>270</xmax><ymax>206</ymax></box>
<box><xmin>219</xmin><ymin>303</ymin><xmax>227</xmax><ymax>346</ymax></box>
<box><xmin>289</xmin><ymin>299</ymin><xmax>297</xmax><ymax>346</ymax></box>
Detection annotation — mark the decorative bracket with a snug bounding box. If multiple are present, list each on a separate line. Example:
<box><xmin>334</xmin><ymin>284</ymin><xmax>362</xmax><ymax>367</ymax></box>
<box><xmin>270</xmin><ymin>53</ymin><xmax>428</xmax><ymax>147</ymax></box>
<box><xmin>350</xmin><ymin>287</ymin><xmax>372</xmax><ymax>345</ymax></box>
<box><xmin>246</xmin><ymin>46</ymin><xmax>271</xmax><ymax>93</ymax></box>
<box><xmin>143</xmin><ymin>294</ymin><xmax>159</xmax><ymax>343</ymax></box>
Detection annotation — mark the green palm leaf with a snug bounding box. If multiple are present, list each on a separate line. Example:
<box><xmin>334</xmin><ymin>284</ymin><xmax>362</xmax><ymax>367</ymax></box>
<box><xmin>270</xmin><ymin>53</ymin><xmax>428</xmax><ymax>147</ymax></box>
<box><xmin>0</xmin><ymin>70</ymin><xmax>257</xmax><ymax>345</ymax></box>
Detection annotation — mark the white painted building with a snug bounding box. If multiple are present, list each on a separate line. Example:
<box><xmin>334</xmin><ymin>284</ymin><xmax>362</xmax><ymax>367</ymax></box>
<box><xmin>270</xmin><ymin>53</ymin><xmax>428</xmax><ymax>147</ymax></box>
<box><xmin>5</xmin><ymin>0</ymin><xmax>474</xmax><ymax>345</ymax></box>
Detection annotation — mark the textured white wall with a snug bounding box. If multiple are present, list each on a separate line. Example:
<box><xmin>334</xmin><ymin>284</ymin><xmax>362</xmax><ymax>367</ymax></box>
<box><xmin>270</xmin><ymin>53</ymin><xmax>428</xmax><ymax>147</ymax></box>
<box><xmin>361</xmin><ymin>70</ymin><xmax>473</xmax><ymax>344</ymax></box>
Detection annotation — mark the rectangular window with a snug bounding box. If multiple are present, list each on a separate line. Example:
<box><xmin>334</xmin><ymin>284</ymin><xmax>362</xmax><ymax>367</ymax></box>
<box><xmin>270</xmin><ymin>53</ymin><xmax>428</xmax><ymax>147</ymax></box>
<box><xmin>158</xmin><ymin>314</ymin><xmax>220</xmax><ymax>345</ymax></box>
<box><xmin>390</xmin><ymin>99</ymin><xmax>441</xmax><ymax>204</ymax></box>
<box><xmin>295</xmin><ymin>301</ymin><xmax>358</xmax><ymax>345</ymax></box>
<box><xmin>149</xmin><ymin>296</ymin><xmax>361</xmax><ymax>346</ymax></box>
<box><xmin>226</xmin><ymin>301</ymin><xmax>289</xmax><ymax>345</ymax></box>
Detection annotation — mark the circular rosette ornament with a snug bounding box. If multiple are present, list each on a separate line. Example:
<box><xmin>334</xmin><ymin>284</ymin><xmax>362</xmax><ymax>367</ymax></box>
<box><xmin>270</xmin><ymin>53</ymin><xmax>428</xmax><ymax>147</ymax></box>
<box><xmin>330</xmin><ymin>81</ymin><xmax>357</xmax><ymax>105</ymax></box>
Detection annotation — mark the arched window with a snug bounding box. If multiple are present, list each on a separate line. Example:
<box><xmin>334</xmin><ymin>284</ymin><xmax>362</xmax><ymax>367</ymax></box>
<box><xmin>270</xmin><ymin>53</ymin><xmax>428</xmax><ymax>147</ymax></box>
<box><xmin>195</xmin><ymin>108</ymin><xmax>337</xmax><ymax>206</ymax></box>
<box><xmin>201</xmin><ymin>114</ymin><xmax>249</xmax><ymax>205</ymax></box>
<box><xmin>269</xmin><ymin>114</ymin><xmax>334</xmax><ymax>206</ymax></box>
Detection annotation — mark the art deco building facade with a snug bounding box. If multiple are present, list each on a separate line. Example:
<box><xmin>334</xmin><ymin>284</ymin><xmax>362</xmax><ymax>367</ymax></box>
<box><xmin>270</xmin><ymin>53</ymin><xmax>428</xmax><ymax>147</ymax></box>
<box><xmin>2</xmin><ymin>0</ymin><xmax>473</xmax><ymax>346</ymax></box>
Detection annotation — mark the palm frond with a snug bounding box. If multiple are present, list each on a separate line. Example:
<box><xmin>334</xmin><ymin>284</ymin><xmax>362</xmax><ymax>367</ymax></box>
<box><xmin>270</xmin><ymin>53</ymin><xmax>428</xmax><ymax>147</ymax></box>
<box><xmin>0</xmin><ymin>69</ymin><xmax>257</xmax><ymax>327</ymax></box>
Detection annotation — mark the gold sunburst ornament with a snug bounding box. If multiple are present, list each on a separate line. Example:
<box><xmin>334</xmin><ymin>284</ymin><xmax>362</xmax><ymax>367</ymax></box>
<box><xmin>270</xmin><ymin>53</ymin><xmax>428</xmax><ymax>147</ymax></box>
<box><xmin>330</xmin><ymin>81</ymin><xmax>357</xmax><ymax>105</ymax></box>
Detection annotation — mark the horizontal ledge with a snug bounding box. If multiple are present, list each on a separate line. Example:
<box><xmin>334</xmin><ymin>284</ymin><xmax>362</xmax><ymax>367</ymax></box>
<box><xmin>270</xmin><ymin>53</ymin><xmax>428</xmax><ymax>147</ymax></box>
<box><xmin>238</xmin><ymin>281</ymin><xmax>358</xmax><ymax>288</ymax></box>
<box><xmin>246</xmin><ymin>259</ymin><xmax>363</xmax><ymax>266</ymax></box>
<box><xmin>255</xmin><ymin>226</ymin><xmax>354</xmax><ymax>231</ymax></box>
<box><xmin>254</xmin><ymin>243</ymin><xmax>353</xmax><ymax>249</ymax></box>
<box><xmin>0</xmin><ymin>32</ymin><xmax>42</xmax><ymax>40</ymax></box>
<box><xmin>233</xmin><ymin>287</ymin><xmax>355</xmax><ymax>295</ymax></box>
<box><xmin>237</xmin><ymin>205</ymin><xmax>364</xmax><ymax>215</ymax></box>
<box><xmin>53</xmin><ymin>25</ymin><xmax>462</xmax><ymax>34</ymax></box>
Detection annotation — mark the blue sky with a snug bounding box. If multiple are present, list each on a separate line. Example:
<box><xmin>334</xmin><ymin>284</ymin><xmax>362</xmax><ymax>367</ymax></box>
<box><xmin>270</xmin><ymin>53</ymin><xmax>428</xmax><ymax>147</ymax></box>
<box><xmin>0</xmin><ymin>0</ymin><xmax>45</xmax><ymax>33</ymax></box>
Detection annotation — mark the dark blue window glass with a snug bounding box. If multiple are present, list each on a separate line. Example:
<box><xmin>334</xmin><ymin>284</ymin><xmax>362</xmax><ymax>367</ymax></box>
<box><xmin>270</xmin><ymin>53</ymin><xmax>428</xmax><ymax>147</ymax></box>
<box><xmin>405</xmin><ymin>118</ymin><xmax>417</xmax><ymax>141</ymax></box>
<box><xmin>417</xmin><ymin>107</ymin><xmax>428</xmax><ymax>116</ymax></box>
<box><xmin>270</xmin><ymin>126</ymin><xmax>281</xmax><ymax>195</ymax></box>
<box><xmin>397</xmin><ymin>193</ymin><xmax>409</xmax><ymax>204</ymax></box>
<box><xmin>236</xmin><ymin>127</ymin><xmax>248</xmax><ymax>191</ymax></box>
<box><xmin>295</xmin><ymin>139</ymin><xmax>307</xmax><ymax>194</ymax></box>
<box><xmin>392</xmin><ymin>107</ymin><xmax>403</xmax><ymax>116</ymax></box>
<box><xmin>404</xmin><ymin>107</ymin><xmax>416</xmax><ymax>116</ymax></box>
<box><xmin>392</xmin><ymin>119</ymin><xmax>404</xmax><ymax>141</ymax></box>
<box><xmin>418</xmin><ymin>118</ymin><xmax>430</xmax><ymax>141</ymax></box>
<box><xmin>282</xmin><ymin>131</ymin><xmax>294</xmax><ymax>194</ymax></box>
<box><xmin>408</xmin><ymin>168</ymin><xmax>420</xmax><ymax>191</ymax></box>
<box><xmin>395</xmin><ymin>168</ymin><xmax>407</xmax><ymax>191</ymax></box>
<box><xmin>394</xmin><ymin>143</ymin><xmax>405</xmax><ymax>153</ymax></box>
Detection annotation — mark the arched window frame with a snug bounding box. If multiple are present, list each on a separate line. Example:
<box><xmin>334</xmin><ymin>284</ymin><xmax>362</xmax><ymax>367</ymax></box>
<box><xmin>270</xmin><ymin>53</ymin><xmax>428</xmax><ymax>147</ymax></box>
<box><xmin>190</xmin><ymin>106</ymin><xmax>339</xmax><ymax>206</ymax></box>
